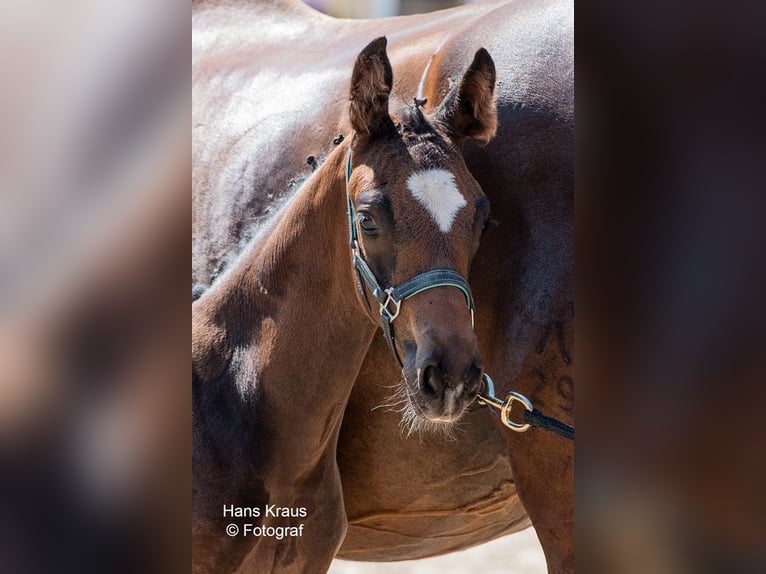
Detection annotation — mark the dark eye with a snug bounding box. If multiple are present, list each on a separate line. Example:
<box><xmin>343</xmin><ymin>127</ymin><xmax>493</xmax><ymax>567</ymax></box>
<box><xmin>480</xmin><ymin>216</ymin><xmax>491</xmax><ymax>237</ymax></box>
<box><xmin>358</xmin><ymin>213</ymin><xmax>378</xmax><ymax>235</ymax></box>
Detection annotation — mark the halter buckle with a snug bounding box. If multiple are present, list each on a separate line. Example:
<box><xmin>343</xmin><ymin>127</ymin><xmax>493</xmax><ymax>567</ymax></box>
<box><xmin>379</xmin><ymin>288</ymin><xmax>401</xmax><ymax>322</ymax></box>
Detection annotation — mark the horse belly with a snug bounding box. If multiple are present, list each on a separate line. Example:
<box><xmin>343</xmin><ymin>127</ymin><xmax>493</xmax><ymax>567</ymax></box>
<box><xmin>335</xmin><ymin>338</ymin><xmax>530</xmax><ymax>561</ymax></box>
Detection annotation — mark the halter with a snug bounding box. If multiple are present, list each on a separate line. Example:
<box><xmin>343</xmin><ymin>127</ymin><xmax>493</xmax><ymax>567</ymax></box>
<box><xmin>344</xmin><ymin>146</ymin><xmax>574</xmax><ymax>441</ymax></box>
<box><xmin>345</xmin><ymin>147</ymin><xmax>475</xmax><ymax>366</ymax></box>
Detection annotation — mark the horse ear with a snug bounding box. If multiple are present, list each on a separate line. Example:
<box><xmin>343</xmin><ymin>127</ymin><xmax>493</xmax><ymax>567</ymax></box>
<box><xmin>349</xmin><ymin>37</ymin><xmax>395</xmax><ymax>137</ymax></box>
<box><xmin>435</xmin><ymin>48</ymin><xmax>497</xmax><ymax>144</ymax></box>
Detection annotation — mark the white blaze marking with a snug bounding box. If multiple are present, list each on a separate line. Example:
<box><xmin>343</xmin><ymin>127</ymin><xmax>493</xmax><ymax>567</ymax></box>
<box><xmin>406</xmin><ymin>169</ymin><xmax>467</xmax><ymax>233</ymax></box>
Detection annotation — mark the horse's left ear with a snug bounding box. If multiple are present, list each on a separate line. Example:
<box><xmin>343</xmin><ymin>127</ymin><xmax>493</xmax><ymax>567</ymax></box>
<box><xmin>349</xmin><ymin>37</ymin><xmax>396</xmax><ymax>137</ymax></box>
<box><xmin>435</xmin><ymin>48</ymin><xmax>497</xmax><ymax>144</ymax></box>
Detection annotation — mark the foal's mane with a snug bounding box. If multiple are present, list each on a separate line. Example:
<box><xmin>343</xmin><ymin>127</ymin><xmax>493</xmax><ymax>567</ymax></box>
<box><xmin>209</xmin><ymin>144</ymin><xmax>344</xmax><ymax>292</ymax></box>
<box><xmin>395</xmin><ymin>105</ymin><xmax>454</xmax><ymax>168</ymax></box>
<box><xmin>205</xmin><ymin>104</ymin><xmax>452</xmax><ymax>294</ymax></box>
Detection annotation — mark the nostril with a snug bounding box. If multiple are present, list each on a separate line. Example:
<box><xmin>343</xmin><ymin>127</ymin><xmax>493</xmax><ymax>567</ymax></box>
<box><xmin>420</xmin><ymin>365</ymin><xmax>442</xmax><ymax>398</ymax></box>
<box><xmin>464</xmin><ymin>361</ymin><xmax>483</xmax><ymax>395</ymax></box>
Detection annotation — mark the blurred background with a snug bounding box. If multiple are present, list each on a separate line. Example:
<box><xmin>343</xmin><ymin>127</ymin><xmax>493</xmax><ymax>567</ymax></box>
<box><xmin>305</xmin><ymin>0</ymin><xmax>466</xmax><ymax>18</ymax></box>
<box><xmin>1</xmin><ymin>0</ymin><xmax>764</xmax><ymax>572</ymax></box>
<box><xmin>1</xmin><ymin>1</ymin><xmax>188</xmax><ymax>572</ymax></box>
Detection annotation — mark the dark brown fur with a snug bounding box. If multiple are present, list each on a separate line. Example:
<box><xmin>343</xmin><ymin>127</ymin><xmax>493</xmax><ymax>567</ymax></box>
<box><xmin>193</xmin><ymin>0</ymin><xmax>573</xmax><ymax>571</ymax></box>
<box><xmin>193</xmin><ymin>37</ymin><xmax>497</xmax><ymax>573</ymax></box>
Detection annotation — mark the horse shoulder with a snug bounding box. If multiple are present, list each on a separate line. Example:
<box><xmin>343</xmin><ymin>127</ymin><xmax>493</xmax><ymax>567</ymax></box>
<box><xmin>192</xmin><ymin>298</ymin><xmax>232</xmax><ymax>384</ymax></box>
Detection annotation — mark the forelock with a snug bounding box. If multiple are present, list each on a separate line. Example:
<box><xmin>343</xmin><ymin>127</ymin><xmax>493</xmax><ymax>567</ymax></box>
<box><xmin>396</xmin><ymin>106</ymin><xmax>453</xmax><ymax>169</ymax></box>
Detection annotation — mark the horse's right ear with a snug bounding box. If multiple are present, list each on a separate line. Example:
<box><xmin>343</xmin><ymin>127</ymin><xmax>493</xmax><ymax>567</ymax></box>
<box><xmin>349</xmin><ymin>37</ymin><xmax>395</xmax><ymax>137</ymax></box>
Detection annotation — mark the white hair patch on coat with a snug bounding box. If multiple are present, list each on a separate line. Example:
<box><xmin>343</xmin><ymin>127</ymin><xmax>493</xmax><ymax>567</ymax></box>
<box><xmin>406</xmin><ymin>169</ymin><xmax>466</xmax><ymax>233</ymax></box>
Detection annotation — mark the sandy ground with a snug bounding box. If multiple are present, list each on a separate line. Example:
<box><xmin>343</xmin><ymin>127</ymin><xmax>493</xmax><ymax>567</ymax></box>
<box><xmin>328</xmin><ymin>528</ymin><xmax>546</xmax><ymax>573</ymax></box>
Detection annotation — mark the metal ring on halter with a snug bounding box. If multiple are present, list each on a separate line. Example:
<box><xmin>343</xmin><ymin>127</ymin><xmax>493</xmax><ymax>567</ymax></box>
<box><xmin>380</xmin><ymin>288</ymin><xmax>402</xmax><ymax>321</ymax></box>
<box><xmin>477</xmin><ymin>373</ymin><xmax>494</xmax><ymax>401</ymax></box>
<box><xmin>500</xmin><ymin>391</ymin><xmax>533</xmax><ymax>432</ymax></box>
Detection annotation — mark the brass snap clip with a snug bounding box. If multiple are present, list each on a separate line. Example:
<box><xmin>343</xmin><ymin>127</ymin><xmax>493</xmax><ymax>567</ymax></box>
<box><xmin>478</xmin><ymin>374</ymin><xmax>533</xmax><ymax>432</ymax></box>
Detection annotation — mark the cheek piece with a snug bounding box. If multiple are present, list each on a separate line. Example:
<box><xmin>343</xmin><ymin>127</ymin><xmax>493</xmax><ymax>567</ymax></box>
<box><xmin>344</xmin><ymin>147</ymin><xmax>474</xmax><ymax>367</ymax></box>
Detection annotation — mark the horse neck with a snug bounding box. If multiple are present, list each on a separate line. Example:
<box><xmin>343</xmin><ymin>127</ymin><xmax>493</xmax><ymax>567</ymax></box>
<box><xmin>236</xmin><ymin>146</ymin><xmax>360</xmax><ymax>315</ymax></box>
<box><xmin>193</xmin><ymin>144</ymin><xmax>376</xmax><ymax>470</ymax></box>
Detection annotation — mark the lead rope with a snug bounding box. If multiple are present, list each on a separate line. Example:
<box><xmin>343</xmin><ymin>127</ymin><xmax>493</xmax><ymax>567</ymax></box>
<box><xmin>478</xmin><ymin>374</ymin><xmax>574</xmax><ymax>440</ymax></box>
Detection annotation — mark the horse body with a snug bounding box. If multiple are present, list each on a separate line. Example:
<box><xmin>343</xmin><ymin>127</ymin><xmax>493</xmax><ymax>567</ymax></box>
<box><xmin>192</xmin><ymin>0</ymin><xmax>501</xmax><ymax>282</ymax></box>
<box><xmin>193</xmin><ymin>148</ymin><xmax>376</xmax><ymax>572</ymax></box>
<box><xmin>194</xmin><ymin>33</ymin><xmax>503</xmax><ymax>572</ymax></box>
<box><xmin>193</xmin><ymin>0</ymin><xmax>573</xmax><ymax>570</ymax></box>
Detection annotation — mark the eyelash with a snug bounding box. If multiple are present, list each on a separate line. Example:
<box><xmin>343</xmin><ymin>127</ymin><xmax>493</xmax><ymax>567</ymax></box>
<box><xmin>358</xmin><ymin>213</ymin><xmax>378</xmax><ymax>235</ymax></box>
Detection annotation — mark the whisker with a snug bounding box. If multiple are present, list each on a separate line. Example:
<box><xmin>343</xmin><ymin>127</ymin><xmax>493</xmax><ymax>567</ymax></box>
<box><xmin>371</xmin><ymin>375</ymin><xmax>468</xmax><ymax>441</ymax></box>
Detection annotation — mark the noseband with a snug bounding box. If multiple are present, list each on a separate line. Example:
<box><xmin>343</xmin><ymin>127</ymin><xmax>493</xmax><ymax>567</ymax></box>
<box><xmin>345</xmin><ymin>147</ymin><xmax>475</xmax><ymax>367</ymax></box>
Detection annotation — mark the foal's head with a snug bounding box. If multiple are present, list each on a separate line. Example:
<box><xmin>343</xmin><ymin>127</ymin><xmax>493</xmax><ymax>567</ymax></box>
<box><xmin>346</xmin><ymin>37</ymin><xmax>497</xmax><ymax>426</ymax></box>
